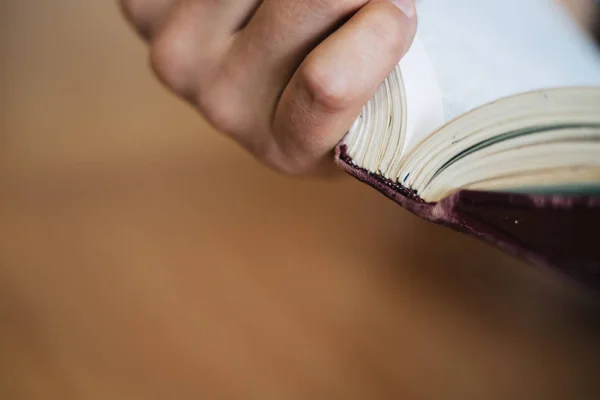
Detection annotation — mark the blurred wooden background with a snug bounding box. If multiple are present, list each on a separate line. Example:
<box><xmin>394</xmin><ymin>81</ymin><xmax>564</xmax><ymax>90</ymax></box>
<box><xmin>0</xmin><ymin>1</ymin><xmax>599</xmax><ymax>399</ymax></box>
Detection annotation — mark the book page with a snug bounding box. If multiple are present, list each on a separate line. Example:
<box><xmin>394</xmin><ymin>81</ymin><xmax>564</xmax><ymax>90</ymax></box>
<box><xmin>397</xmin><ymin>37</ymin><xmax>445</xmax><ymax>157</ymax></box>
<box><xmin>402</xmin><ymin>0</ymin><xmax>600</xmax><ymax>153</ymax></box>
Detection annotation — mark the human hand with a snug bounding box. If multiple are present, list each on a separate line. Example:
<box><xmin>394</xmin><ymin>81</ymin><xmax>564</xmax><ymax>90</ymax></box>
<box><xmin>121</xmin><ymin>0</ymin><xmax>417</xmax><ymax>174</ymax></box>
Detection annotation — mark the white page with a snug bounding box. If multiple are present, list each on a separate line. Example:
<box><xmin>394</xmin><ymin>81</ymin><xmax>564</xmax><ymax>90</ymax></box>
<box><xmin>401</xmin><ymin>0</ymin><xmax>600</xmax><ymax>155</ymax></box>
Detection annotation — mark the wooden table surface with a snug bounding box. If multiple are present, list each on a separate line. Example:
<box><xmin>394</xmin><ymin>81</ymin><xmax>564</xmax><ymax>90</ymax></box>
<box><xmin>1</xmin><ymin>1</ymin><xmax>599</xmax><ymax>399</ymax></box>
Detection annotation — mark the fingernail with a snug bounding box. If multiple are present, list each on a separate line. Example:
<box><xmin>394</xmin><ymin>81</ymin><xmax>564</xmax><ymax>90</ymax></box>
<box><xmin>386</xmin><ymin>0</ymin><xmax>416</xmax><ymax>18</ymax></box>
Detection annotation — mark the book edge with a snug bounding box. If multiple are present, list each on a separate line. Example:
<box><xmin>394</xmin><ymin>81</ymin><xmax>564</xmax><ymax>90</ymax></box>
<box><xmin>335</xmin><ymin>144</ymin><xmax>600</xmax><ymax>291</ymax></box>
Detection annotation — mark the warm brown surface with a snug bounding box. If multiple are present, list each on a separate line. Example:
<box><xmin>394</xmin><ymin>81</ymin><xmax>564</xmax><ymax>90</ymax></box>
<box><xmin>1</xmin><ymin>1</ymin><xmax>599</xmax><ymax>399</ymax></box>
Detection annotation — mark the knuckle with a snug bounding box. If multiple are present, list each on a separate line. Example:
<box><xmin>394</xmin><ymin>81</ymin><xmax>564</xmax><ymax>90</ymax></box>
<box><xmin>150</xmin><ymin>40</ymin><xmax>179</xmax><ymax>88</ymax></box>
<box><xmin>150</xmin><ymin>31</ymin><xmax>193</xmax><ymax>95</ymax></box>
<box><xmin>198</xmin><ymin>96</ymin><xmax>243</xmax><ymax>137</ymax></box>
<box><xmin>195</xmin><ymin>67</ymin><xmax>258</xmax><ymax>142</ymax></box>
<box><xmin>299</xmin><ymin>59</ymin><xmax>353</xmax><ymax>112</ymax></box>
<box><xmin>120</xmin><ymin>0</ymin><xmax>155</xmax><ymax>33</ymax></box>
<box><xmin>119</xmin><ymin>0</ymin><xmax>141</xmax><ymax>21</ymax></box>
<box><xmin>119</xmin><ymin>0</ymin><xmax>155</xmax><ymax>40</ymax></box>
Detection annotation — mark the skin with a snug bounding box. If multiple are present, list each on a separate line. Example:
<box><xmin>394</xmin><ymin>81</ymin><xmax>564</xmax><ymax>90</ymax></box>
<box><xmin>120</xmin><ymin>0</ymin><xmax>417</xmax><ymax>175</ymax></box>
<box><xmin>121</xmin><ymin>0</ymin><xmax>597</xmax><ymax>176</ymax></box>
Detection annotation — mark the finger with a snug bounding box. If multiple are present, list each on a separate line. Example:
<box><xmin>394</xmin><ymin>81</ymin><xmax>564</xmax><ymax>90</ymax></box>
<box><xmin>120</xmin><ymin>0</ymin><xmax>178</xmax><ymax>40</ymax></box>
<box><xmin>225</xmin><ymin>0</ymin><xmax>369</xmax><ymax>113</ymax></box>
<box><xmin>268</xmin><ymin>0</ymin><xmax>417</xmax><ymax>174</ymax></box>
<box><xmin>149</xmin><ymin>0</ymin><xmax>259</xmax><ymax>99</ymax></box>
<box><xmin>239</xmin><ymin>0</ymin><xmax>368</xmax><ymax>66</ymax></box>
<box><xmin>214</xmin><ymin>0</ymin><xmax>367</xmax><ymax>151</ymax></box>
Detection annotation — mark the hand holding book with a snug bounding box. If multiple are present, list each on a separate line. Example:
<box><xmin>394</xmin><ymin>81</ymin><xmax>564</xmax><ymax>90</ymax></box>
<box><xmin>121</xmin><ymin>0</ymin><xmax>417</xmax><ymax>174</ymax></box>
<box><xmin>123</xmin><ymin>0</ymin><xmax>600</xmax><ymax>287</ymax></box>
<box><xmin>337</xmin><ymin>0</ymin><xmax>600</xmax><ymax>288</ymax></box>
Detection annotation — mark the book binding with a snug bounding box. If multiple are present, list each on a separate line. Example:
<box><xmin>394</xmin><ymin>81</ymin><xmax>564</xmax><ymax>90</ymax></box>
<box><xmin>336</xmin><ymin>145</ymin><xmax>600</xmax><ymax>290</ymax></box>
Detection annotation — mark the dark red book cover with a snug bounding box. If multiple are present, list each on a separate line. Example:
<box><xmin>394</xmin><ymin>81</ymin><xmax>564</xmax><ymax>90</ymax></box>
<box><xmin>336</xmin><ymin>145</ymin><xmax>600</xmax><ymax>290</ymax></box>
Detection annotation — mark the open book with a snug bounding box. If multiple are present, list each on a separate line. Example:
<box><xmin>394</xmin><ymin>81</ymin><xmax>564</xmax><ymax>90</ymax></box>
<box><xmin>335</xmin><ymin>0</ymin><xmax>600</xmax><ymax>288</ymax></box>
